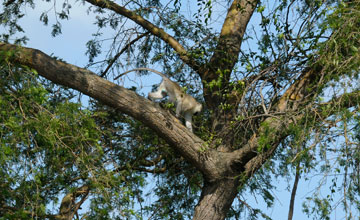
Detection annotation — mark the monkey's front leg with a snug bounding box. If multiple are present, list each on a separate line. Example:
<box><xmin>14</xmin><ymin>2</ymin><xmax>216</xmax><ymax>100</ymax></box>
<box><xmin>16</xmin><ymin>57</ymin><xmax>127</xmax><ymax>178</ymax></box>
<box><xmin>184</xmin><ymin>112</ymin><xmax>193</xmax><ymax>132</ymax></box>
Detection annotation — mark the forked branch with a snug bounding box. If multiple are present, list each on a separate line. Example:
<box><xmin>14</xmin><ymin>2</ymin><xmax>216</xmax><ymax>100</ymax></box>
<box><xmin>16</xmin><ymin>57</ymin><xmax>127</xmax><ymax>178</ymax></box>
<box><xmin>85</xmin><ymin>0</ymin><xmax>200</xmax><ymax>72</ymax></box>
<box><xmin>59</xmin><ymin>185</ymin><xmax>90</xmax><ymax>220</ymax></box>
<box><xmin>203</xmin><ymin>0</ymin><xmax>259</xmax><ymax>80</ymax></box>
<box><xmin>0</xmin><ymin>42</ymin><xmax>225</xmax><ymax>180</ymax></box>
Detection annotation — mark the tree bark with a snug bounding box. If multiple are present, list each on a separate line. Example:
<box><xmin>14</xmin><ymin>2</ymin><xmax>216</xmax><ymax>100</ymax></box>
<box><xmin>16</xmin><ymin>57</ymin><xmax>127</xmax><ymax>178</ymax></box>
<box><xmin>59</xmin><ymin>185</ymin><xmax>90</xmax><ymax>220</ymax></box>
<box><xmin>193</xmin><ymin>179</ymin><xmax>239</xmax><ymax>220</ymax></box>
<box><xmin>198</xmin><ymin>0</ymin><xmax>258</xmax><ymax>136</ymax></box>
<box><xmin>0</xmin><ymin>42</ymin><xmax>237</xmax><ymax>181</ymax></box>
<box><xmin>0</xmin><ymin>42</ymin><xmax>209</xmax><ymax>172</ymax></box>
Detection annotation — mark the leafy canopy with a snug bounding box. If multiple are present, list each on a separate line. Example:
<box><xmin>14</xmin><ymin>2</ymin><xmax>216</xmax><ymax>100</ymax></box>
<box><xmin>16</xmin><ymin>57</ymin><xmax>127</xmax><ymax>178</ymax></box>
<box><xmin>0</xmin><ymin>0</ymin><xmax>360</xmax><ymax>219</ymax></box>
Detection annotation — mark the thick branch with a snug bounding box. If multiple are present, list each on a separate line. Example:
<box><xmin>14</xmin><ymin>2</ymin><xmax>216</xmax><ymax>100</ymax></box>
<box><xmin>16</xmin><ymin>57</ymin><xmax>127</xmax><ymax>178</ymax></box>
<box><xmin>193</xmin><ymin>178</ymin><xmax>239</xmax><ymax>220</ymax></box>
<box><xmin>199</xmin><ymin>0</ymin><xmax>258</xmax><ymax>133</ymax></box>
<box><xmin>203</xmin><ymin>0</ymin><xmax>258</xmax><ymax>80</ymax></box>
<box><xmin>229</xmin><ymin>67</ymin><xmax>321</xmax><ymax>179</ymax></box>
<box><xmin>59</xmin><ymin>185</ymin><xmax>90</xmax><ymax>220</ymax></box>
<box><xmin>231</xmin><ymin>116</ymin><xmax>289</xmax><ymax>169</ymax></box>
<box><xmin>84</xmin><ymin>0</ymin><xmax>200</xmax><ymax>71</ymax></box>
<box><xmin>239</xmin><ymin>88</ymin><xmax>360</xmax><ymax>180</ymax></box>
<box><xmin>236</xmin><ymin>78</ymin><xmax>360</xmax><ymax>183</ymax></box>
<box><xmin>0</xmin><ymin>42</ymin><xmax>222</xmax><ymax>178</ymax></box>
<box><xmin>276</xmin><ymin>68</ymin><xmax>317</xmax><ymax>112</ymax></box>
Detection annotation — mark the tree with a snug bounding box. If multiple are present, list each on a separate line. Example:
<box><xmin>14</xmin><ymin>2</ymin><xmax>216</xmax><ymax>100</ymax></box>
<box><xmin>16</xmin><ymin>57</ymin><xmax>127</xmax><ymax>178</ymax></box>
<box><xmin>0</xmin><ymin>0</ymin><xmax>360</xmax><ymax>219</ymax></box>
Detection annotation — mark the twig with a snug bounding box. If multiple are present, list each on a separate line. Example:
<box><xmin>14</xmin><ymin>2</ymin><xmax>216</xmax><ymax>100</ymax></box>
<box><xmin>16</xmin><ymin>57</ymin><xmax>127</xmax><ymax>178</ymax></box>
<box><xmin>101</xmin><ymin>32</ymin><xmax>149</xmax><ymax>77</ymax></box>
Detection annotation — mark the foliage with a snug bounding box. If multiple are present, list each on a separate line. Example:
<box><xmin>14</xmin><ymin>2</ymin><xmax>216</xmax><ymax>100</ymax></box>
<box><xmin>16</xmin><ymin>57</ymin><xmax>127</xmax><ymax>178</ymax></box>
<box><xmin>0</xmin><ymin>0</ymin><xmax>360</xmax><ymax>219</ymax></box>
<box><xmin>0</xmin><ymin>65</ymin><xmax>142</xmax><ymax>219</ymax></box>
<box><xmin>0</xmin><ymin>62</ymin><xmax>202</xmax><ymax>219</ymax></box>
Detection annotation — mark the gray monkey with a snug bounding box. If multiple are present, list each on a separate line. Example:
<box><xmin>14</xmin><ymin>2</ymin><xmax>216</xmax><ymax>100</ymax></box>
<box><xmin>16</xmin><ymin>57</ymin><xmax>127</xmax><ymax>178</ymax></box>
<box><xmin>115</xmin><ymin>68</ymin><xmax>202</xmax><ymax>132</ymax></box>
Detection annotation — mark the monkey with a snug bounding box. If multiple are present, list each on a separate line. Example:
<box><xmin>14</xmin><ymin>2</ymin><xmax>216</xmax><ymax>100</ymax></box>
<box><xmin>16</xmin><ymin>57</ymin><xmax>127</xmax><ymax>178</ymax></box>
<box><xmin>114</xmin><ymin>67</ymin><xmax>202</xmax><ymax>132</ymax></box>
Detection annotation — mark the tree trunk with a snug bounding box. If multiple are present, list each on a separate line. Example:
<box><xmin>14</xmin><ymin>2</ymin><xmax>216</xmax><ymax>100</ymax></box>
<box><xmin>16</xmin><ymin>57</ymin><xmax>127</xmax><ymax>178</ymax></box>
<box><xmin>193</xmin><ymin>178</ymin><xmax>239</xmax><ymax>220</ymax></box>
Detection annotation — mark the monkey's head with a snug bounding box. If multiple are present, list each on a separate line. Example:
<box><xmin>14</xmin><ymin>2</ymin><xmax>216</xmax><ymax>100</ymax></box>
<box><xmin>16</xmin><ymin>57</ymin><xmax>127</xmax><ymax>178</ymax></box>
<box><xmin>193</xmin><ymin>103</ymin><xmax>202</xmax><ymax>115</ymax></box>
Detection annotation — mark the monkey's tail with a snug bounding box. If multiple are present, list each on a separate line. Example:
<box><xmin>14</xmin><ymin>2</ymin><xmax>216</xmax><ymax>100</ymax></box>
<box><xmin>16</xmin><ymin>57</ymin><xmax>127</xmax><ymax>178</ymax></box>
<box><xmin>114</xmin><ymin>67</ymin><xmax>166</xmax><ymax>80</ymax></box>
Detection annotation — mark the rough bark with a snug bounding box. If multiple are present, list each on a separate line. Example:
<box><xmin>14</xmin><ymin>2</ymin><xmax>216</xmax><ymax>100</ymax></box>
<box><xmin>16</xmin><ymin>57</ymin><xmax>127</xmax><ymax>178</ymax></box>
<box><xmin>200</xmin><ymin>0</ymin><xmax>258</xmax><ymax>98</ymax></box>
<box><xmin>200</xmin><ymin>0</ymin><xmax>259</xmax><ymax>135</ymax></box>
<box><xmin>59</xmin><ymin>185</ymin><xmax>90</xmax><ymax>220</ymax></box>
<box><xmin>193</xmin><ymin>179</ymin><xmax>239</xmax><ymax>220</ymax></box>
<box><xmin>0</xmin><ymin>42</ymin><xmax>238</xmax><ymax>181</ymax></box>
<box><xmin>0</xmin><ymin>43</ymin><xmax>205</xmax><ymax>170</ymax></box>
<box><xmin>205</xmin><ymin>0</ymin><xmax>259</xmax><ymax>80</ymax></box>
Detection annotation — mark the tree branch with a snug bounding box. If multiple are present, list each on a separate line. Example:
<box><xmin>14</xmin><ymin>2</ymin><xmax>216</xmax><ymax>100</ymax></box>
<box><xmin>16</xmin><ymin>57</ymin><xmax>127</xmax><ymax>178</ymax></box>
<box><xmin>112</xmin><ymin>155</ymin><xmax>167</xmax><ymax>174</ymax></box>
<box><xmin>100</xmin><ymin>32</ymin><xmax>149</xmax><ymax>77</ymax></box>
<box><xmin>288</xmin><ymin>163</ymin><xmax>300</xmax><ymax>220</ymax></box>
<box><xmin>203</xmin><ymin>0</ymin><xmax>258</xmax><ymax>80</ymax></box>
<box><xmin>237</xmin><ymin>85</ymin><xmax>360</xmax><ymax>185</ymax></box>
<box><xmin>230</xmin><ymin>66</ymin><xmax>324</xmax><ymax>178</ymax></box>
<box><xmin>232</xmin><ymin>116</ymin><xmax>290</xmax><ymax>171</ymax></box>
<box><xmin>198</xmin><ymin>0</ymin><xmax>259</xmax><ymax>134</ymax></box>
<box><xmin>276</xmin><ymin>68</ymin><xmax>318</xmax><ymax>112</ymax></box>
<box><xmin>0</xmin><ymin>42</ymin><xmax>224</xmax><ymax>179</ymax></box>
<box><xmin>84</xmin><ymin>0</ymin><xmax>200</xmax><ymax>72</ymax></box>
<box><xmin>320</xmin><ymin>90</ymin><xmax>360</xmax><ymax>110</ymax></box>
<box><xmin>59</xmin><ymin>185</ymin><xmax>90</xmax><ymax>219</ymax></box>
